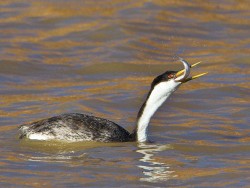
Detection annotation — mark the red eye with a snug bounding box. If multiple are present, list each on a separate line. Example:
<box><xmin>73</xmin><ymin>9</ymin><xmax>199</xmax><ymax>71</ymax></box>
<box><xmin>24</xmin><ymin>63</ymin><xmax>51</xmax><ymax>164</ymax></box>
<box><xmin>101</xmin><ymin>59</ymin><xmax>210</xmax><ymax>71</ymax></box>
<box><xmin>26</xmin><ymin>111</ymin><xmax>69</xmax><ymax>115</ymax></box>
<box><xmin>168</xmin><ymin>74</ymin><xmax>173</xmax><ymax>79</ymax></box>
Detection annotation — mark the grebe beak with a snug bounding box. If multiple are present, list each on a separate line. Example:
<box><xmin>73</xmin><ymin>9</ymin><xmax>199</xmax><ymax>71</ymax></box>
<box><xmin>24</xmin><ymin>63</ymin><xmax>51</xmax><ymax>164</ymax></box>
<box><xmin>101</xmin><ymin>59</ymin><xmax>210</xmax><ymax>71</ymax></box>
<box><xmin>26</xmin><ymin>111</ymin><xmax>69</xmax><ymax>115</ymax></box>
<box><xmin>174</xmin><ymin>59</ymin><xmax>207</xmax><ymax>83</ymax></box>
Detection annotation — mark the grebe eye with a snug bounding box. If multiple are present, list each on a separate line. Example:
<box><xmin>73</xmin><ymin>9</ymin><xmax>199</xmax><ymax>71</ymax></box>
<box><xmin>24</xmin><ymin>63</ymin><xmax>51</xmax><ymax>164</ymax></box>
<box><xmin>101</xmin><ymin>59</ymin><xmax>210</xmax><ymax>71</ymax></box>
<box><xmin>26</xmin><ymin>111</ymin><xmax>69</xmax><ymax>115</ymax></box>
<box><xmin>168</xmin><ymin>74</ymin><xmax>173</xmax><ymax>79</ymax></box>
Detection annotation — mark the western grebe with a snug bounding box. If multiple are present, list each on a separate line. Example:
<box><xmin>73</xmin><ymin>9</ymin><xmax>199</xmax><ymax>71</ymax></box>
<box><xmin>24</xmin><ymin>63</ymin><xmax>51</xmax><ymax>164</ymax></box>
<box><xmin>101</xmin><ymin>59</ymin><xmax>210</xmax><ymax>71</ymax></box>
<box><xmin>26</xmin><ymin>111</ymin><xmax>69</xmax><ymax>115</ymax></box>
<box><xmin>19</xmin><ymin>59</ymin><xmax>206</xmax><ymax>142</ymax></box>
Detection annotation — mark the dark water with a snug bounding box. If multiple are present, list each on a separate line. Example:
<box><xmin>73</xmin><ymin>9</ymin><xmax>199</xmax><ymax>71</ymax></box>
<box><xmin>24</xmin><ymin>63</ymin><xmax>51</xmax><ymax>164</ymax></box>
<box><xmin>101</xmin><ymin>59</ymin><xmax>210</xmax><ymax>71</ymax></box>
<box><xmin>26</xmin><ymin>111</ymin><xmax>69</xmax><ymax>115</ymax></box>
<box><xmin>0</xmin><ymin>0</ymin><xmax>250</xmax><ymax>187</ymax></box>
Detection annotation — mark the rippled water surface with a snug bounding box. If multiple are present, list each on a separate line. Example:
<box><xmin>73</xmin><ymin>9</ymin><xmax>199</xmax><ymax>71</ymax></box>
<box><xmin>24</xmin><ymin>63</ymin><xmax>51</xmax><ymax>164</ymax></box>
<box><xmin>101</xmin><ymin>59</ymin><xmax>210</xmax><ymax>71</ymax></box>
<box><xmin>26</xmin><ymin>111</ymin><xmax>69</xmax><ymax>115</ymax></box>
<box><xmin>1</xmin><ymin>0</ymin><xmax>250</xmax><ymax>187</ymax></box>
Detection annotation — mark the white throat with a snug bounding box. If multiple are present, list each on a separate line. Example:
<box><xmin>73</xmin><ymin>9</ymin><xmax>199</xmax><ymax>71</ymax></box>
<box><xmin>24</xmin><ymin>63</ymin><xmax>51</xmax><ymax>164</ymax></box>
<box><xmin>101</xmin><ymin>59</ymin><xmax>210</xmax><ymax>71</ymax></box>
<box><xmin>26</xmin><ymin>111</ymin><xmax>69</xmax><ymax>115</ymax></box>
<box><xmin>137</xmin><ymin>80</ymin><xmax>181</xmax><ymax>142</ymax></box>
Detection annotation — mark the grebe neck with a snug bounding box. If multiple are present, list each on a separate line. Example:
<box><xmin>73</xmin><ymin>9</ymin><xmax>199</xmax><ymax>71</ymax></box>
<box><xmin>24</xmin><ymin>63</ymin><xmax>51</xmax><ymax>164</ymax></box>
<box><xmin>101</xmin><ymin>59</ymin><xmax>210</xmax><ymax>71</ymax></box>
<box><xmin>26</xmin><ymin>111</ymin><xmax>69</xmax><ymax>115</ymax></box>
<box><xmin>136</xmin><ymin>80</ymin><xmax>181</xmax><ymax>142</ymax></box>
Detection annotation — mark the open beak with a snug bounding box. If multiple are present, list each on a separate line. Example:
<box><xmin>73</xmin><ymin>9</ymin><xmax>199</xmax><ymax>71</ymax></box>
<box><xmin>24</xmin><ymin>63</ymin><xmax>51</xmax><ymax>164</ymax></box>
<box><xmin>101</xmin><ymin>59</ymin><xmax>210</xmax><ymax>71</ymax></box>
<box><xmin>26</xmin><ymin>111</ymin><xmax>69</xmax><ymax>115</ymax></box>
<box><xmin>174</xmin><ymin>59</ymin><xmax>207</xmax><ymax>83</ymax></box>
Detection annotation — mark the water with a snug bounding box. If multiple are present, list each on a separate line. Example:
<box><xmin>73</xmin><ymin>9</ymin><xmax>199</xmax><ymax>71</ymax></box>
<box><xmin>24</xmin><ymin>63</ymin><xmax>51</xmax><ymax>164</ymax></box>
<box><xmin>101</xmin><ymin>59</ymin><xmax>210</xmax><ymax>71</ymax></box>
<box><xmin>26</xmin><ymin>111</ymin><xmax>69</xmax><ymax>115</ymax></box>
<box><xmin>0</xmin><ymin>0</ymin><xmax>250</xmax><ymax>187</ymax></box>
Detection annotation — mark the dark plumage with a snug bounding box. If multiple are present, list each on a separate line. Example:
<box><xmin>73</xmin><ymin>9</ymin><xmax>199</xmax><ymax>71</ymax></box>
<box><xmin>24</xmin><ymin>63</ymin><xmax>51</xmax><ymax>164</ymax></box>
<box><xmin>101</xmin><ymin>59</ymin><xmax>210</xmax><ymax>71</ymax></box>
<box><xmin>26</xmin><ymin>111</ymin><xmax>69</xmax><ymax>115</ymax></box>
<box><xmin>19</xmin><ymin>113</ymin><xmax>136</xmax><ymax>142</ymax></box>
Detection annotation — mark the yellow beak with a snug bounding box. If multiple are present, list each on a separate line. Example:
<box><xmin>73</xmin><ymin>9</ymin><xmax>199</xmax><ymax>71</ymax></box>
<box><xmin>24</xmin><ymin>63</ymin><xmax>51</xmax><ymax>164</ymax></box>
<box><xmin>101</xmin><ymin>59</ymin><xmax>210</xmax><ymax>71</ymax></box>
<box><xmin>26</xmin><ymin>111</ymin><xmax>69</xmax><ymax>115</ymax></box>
<box><xmin>182</xmin><ymin>72</ymin><xmax>208</xmax><ymax>83</ymax></box>
<box><xmin>175</xmin><ymin>61</ymin><xmax>207</xmax><ymax>83</ymax></box>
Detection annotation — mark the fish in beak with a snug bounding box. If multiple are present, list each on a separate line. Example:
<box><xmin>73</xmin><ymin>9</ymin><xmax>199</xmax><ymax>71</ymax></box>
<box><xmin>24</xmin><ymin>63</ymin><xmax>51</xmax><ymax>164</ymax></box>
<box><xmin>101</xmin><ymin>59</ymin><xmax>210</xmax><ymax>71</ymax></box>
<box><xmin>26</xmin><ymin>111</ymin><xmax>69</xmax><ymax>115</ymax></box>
<box><xmin>174</xmin><ymin>58</ymin><xmax>207</xmax><ymax>83</ymax></box>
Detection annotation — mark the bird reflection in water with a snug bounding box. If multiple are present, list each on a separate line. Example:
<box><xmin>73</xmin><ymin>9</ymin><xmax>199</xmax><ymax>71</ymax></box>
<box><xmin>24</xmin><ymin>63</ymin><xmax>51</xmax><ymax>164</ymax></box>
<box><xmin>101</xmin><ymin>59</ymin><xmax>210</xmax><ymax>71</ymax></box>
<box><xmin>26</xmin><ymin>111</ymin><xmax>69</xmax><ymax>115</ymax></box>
<box><xmin>136</xmin><ymin>143</ymin><xmax>177</xmax><ymax>182</ymax></box>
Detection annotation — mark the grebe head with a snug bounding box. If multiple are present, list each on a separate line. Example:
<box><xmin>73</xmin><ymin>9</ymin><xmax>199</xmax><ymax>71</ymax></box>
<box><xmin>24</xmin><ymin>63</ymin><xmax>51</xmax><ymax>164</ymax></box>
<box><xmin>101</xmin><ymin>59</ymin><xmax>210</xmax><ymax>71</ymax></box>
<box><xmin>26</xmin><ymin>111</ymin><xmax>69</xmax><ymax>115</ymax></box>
<box><xmin>136</xmin><ymin>59</ymin><xmax>207</xmax><ymax>142</ymax></box>
<box><xmin>146</xmin><ymin>59</ymin><xmax>191</xmax><ymax>107</ymax></box>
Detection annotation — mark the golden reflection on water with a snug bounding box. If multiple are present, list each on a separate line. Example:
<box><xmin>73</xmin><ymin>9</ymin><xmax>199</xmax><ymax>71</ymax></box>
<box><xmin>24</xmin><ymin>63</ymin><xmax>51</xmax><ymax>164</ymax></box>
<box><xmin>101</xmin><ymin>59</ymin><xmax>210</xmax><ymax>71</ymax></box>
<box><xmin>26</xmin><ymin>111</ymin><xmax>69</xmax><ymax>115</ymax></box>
<box><xmin>0</xmin><ymin>0</ymin><xmax>250</xmax><ymax>187</ymax></box>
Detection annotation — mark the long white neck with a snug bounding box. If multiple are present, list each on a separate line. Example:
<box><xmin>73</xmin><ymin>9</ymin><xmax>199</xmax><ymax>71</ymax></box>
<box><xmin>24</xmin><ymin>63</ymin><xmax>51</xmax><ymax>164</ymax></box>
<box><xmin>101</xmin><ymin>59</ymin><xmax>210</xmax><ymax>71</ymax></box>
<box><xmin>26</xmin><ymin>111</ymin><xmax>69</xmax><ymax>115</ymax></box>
<box><xmin>136</xmin><ymin>80</ymin><xmax>181</xmax><ymax>142</ymax></box>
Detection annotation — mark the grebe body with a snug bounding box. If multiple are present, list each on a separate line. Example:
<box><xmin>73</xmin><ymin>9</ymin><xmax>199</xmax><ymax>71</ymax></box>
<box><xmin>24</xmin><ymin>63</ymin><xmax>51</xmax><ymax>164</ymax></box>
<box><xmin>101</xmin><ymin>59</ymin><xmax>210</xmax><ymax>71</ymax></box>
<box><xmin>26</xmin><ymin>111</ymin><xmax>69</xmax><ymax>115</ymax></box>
<box><xmin>19</xmin><ymin>113</ymin><xmax>134</xmax><ymax>142</ymax></box>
